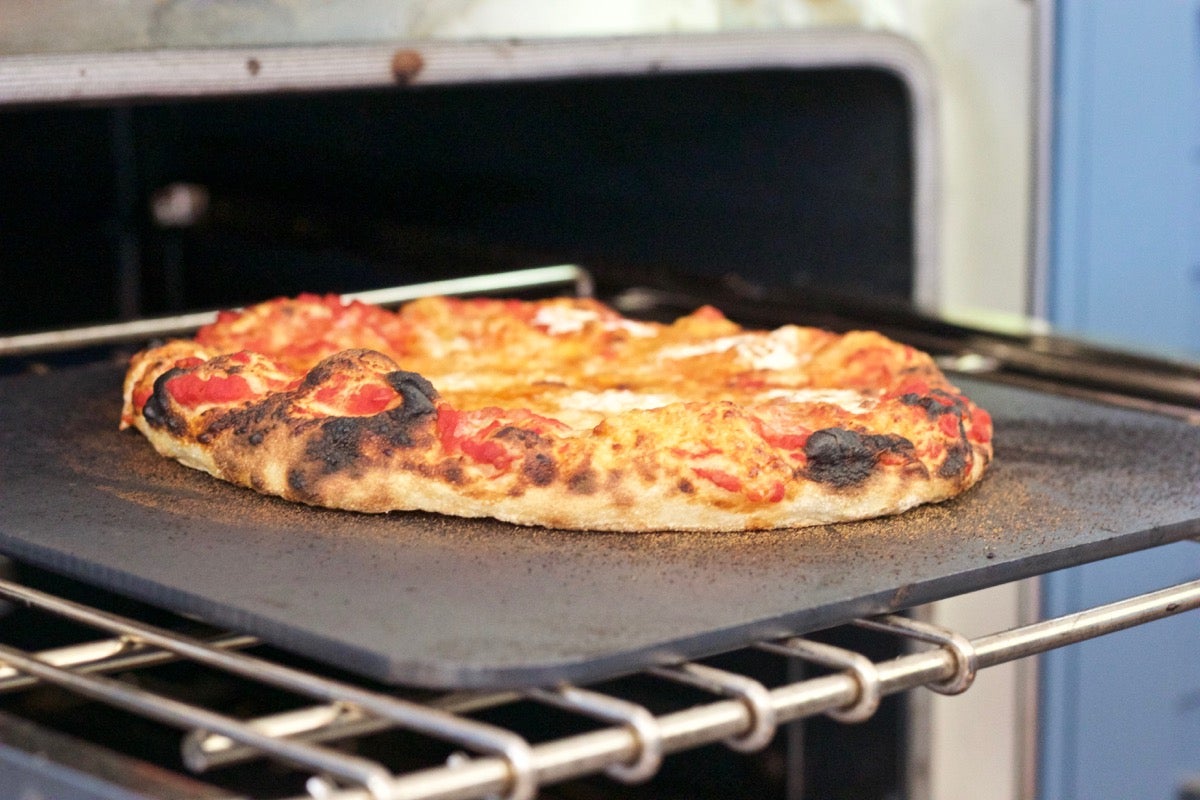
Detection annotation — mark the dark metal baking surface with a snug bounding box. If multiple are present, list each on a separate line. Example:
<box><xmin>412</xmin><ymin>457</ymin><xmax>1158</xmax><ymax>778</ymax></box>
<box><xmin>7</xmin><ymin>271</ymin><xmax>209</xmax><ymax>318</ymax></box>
<box><xmin>1</xmin><ymin>363</ymin><xmax>1197</xmax><ymax>690</ymax></box>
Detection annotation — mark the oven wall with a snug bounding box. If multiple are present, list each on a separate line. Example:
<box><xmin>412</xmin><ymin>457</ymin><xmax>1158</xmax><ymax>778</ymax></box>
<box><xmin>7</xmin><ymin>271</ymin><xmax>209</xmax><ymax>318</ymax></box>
<box><xmin>0</xmin><ymin>66</ymin><xmax>919</xmax><ymax>336</ymax></box>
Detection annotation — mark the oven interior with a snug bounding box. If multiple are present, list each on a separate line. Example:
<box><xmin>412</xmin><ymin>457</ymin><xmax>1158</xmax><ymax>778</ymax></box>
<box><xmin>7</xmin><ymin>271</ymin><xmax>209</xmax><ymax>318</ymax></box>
<box><xmin>1</xmin><ymin>66</ymin><xmax>913</xmax><ymax>336</ymax></box>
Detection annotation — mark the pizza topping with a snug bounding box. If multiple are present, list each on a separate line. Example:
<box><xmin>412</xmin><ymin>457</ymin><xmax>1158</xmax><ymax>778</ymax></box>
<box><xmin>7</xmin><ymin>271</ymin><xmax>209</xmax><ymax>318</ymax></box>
<box><xmin>302</xmin><ymin>371</ymin><xmax>396</xmax><ymax>417</ymax></box>
<box><xmin>938</xmin><ymin>412</ymin><xmax>963</xmax><ymax>438</ymax></box>
<box><xmin>557</xmin><ymin>389</ymin><xmax>682</xmax><ymax>416</ymax></box>
<box><xmin>753</xmin><ymin>421</ymin><xmax>812</xmax><ymax>454</ymax></box>
<box><xmin>968</xmin><ymin>409</ymin><xmax>993</xmax><ymax>444</ymax></box>
<box><xmin>657</xmin><ymin>327</ymin><xmax>808</xmax><ymax>372</ymax></box>
<box><xmin>756</xmin><ymin>388</ymin><xmax>878</xmax><ymax>415</ymax></box>
<box><xmin>166</xmin><ymin>372</ymin><xmax>254</xmax><ymax>408</ymax></box>
<box><xmin>436</xmin><ymin>406</ymin><xmax>568</xmax><ymax>473</ymax></box>
<box><xmin>531</xmin><ymin>302</ymin><xmax>657</xmax><ymax>338</ymax></box>
<box><xmin>197</xmin><ymin>294</ymin><xmax>414</xmax><ymax>371</ymax></box>
<box><xmin>289</xmin><ymin>351</ymin><xmax>434</xmax><ymax>420</ymax></box>
<box><xmin>692</xmin><ymin>467</ymin><xmax>743</xmax><ymax>494</ymax></box>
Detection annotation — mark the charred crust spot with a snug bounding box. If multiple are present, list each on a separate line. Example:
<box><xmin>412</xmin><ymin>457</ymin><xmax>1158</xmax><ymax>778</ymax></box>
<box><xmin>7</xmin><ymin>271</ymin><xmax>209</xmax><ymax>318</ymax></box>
<box><xmin>307</xmin><ymin>417</ymin><xmax>366</xmax><ymax>474</ymax></box>
<box><xmin>899</xmin><ymin>389</ymin><xmax>966</xmax><ymax>420</ymax></box>
<box><xmin>870</xmin><ymin>433</ymin><xmax>917</xmax><ymax>457</ymax></box>
<box><xmin>804</xmin><ymin>427</ymin><xmax>915</xmax><ymax>488</ymax></box>
<box><xmin>196</xmin><ymin>432</ymin><xmax>213</xmax><ymax>445</ymax></box>
<box><xmin>143</xmin><ymin>368</ymin><xmax>187</xmax><ymax>433</ymax></box>
<box><xmin>301</xmin><ymin>360</ymin><xmax>337</xmax><ymax>389</ymax></box>
<box><xmin>204</xmin><ymin>394</ymin><xmax>287</xmax><ymax>439</ymax></box>
<box><xmin>386</xmin><ymin>370</ymin><xmax>438</xmax><ymax>416</ymax></box>
<box><xmin>938</xmin><ymin>443</ymin><xmax>970</xmax><ymax>478</ymax></box>
<box><xmin>568</xmin><ymin>467</ymin><xmax>598</xmax><ymax>494</ymax></box>
<box><xmin>287</xmin><ymin>468</ymin><xmax>308</xmax><ymax>495</ymax></box>
<box><xmin>494</xmin><ymin>426</ymin><xmax>542</xmax><ymax>446</ymax></box>
<box><xmin>440</xmin><ymin>462</ymin><xmax>465</xmax><ymax>485</ymax></box>
<box><xmin>677</xmin><ymin>478</ymin><xmax>696</xmax><ymax>494</ymax></box>
<box><xmin>378</xmin><ymin>404</ymin><xmax>434</xmax><ymax>449</ymax></box>
<box><xmin>522</xmin><ymin>453</ymin><xmax>557</xmax><ymax>487</ymax></box>
<box><xmin>303</xmin><ymin>399</ymin><xmax>437</xmax><ymax>476</ymax></box>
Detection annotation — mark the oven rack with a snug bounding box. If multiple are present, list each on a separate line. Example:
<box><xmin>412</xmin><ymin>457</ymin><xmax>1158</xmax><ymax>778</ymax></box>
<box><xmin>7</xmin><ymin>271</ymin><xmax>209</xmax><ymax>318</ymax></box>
<box><xmin>0</xmin><ymin>573</ymin><xmax>1196</xmax><ymax>800</ymax></box>
<box><xmin>0</xmin><ymin>264</ymin><xmax>594</xmax><ymax>359</ymax></box>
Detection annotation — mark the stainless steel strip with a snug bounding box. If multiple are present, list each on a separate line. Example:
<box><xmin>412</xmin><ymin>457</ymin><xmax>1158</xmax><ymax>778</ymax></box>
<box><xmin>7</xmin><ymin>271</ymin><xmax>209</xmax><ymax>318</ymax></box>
<box><xmin>852</xmin><ymin>614</ymin><xmax>978</xmax><ymax>695</ymax></box>
<box><xmin>184</xmin><ymin>690</ymin><xmax>520</xmax><ymax>772</ymax></box>
<box><xmin>646</xmin><ymin>662</ymin><xmax>777</xmax><ymax>752</ymax></box>
<box><xmin>302</xmin><ymin>578</ymin><xmax>1200</xmax><ymax>800</ymax></box>
<box><xmin>344</xmin><ymin>265</ymin><xmax>592</xmax><ymax>308</ymax></box>
<box><xmin>0</xmin><ymin>636</ymin><xmax>137</xmax><ymax>681</ymax></box>
<box><xmin>0</xmin><ymin>632</ymin><xmax>257</xmax><ymax>694</ymax></box>
<box><xmin>757</xmin><ymin>638</ymin><xmax>883</xmax><ymax>723</ymax></box>
<box><xmin>525</xmin><ymin>685</ymin><xmax>664</xmax><ymax>784</ymax></box>
<box><xmin>0</xmin><ymin>641</ymin><xmax>398</xmax><ymax>795</ymax></box>
<box><xmin>970</xmin><ymin>578</ymin><xmax>1200</xmax><ymax>668</ymax></box>
<box><xmin>181</xmin><ymin>702</ymin><xmax>372</xmax><ymax>773</ymax></box>
<box><xmin>0</xmin><ymin>264</ymin><xmax>589</xmax><ymax>357</ymax></box>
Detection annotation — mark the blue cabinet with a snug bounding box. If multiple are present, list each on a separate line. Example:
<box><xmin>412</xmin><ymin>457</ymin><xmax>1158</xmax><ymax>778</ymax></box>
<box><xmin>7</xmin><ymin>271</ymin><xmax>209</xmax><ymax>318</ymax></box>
<box><xmin>1039</xmin><ymin>542</ymin><xmax>1200</xmax><ymax>800</ymax></box>
<box><xmin>1048</xmin><ymin>0</ymin><xmax>1200</xmax><ymax>356</ymax></box>
<box><xmin>1041</xmin><ymin>2</ymin><xmax>1200</xmax><ymax>798</ymax></box>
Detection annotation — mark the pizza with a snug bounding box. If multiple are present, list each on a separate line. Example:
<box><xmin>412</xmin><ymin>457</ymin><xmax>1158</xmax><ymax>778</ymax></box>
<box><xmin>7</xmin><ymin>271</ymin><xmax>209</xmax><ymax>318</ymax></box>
<box><xmin>120</xmin><ymin>293</ymin><xmax>993</xmax><ymax>532</ymax></box>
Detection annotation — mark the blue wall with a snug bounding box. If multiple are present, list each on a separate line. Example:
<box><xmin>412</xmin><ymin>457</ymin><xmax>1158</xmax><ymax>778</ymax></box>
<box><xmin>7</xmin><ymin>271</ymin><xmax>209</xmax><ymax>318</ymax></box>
<box><xmin>1049</xmin><ymin>0</ymin><xmax>1200</xmax><ymax>356</ymax></box>
<box><xmin>1041</xmin><ymin>2</ymin><xmax>1200</xmax><ymax>798</ymax></box>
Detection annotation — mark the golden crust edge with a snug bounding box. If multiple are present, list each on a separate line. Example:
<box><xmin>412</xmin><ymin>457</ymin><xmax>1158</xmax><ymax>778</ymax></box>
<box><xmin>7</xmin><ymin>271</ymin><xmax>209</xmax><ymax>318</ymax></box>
<box><xmin>132</xmin><ymin>415</ymin><xmax>992</xmax><ymax>533</ymax></box>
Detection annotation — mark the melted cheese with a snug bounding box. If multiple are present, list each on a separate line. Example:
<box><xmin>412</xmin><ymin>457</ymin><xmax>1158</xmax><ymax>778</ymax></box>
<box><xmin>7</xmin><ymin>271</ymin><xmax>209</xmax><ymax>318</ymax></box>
<box><xmin>556</xmin><ymin>389</ymin><xmax>682</xmax><ymax>414</ymax></box>
<box><xmin>757</xmin><ymin>388</ymin><xmax>878</xmax><ymax>414</ymax></box>
<box><xmin>657</xmin><ymin>327</ymin><xmax>808</xmax><ymax>371</ymax></box>
<box><xmin>532</xmin><ymin>305</ymin><xmax>657</xmax><ymax>338</ymax></box>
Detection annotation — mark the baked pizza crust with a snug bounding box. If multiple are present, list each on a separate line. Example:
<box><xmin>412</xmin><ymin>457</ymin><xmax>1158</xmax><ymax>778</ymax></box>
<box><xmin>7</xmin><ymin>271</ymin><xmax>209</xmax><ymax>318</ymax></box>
<box><xmin>121</xmin><ymin>295</ymin><xmax>993</xmax><ymax>532</ymax></box>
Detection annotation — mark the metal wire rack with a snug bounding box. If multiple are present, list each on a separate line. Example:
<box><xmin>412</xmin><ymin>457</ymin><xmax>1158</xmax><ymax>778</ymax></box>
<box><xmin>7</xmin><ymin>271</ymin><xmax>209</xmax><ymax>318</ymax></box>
<box><xmin>0</xmin><ymin>572</ymin><xmax>1196</xmax><ymax>800</ymax></box>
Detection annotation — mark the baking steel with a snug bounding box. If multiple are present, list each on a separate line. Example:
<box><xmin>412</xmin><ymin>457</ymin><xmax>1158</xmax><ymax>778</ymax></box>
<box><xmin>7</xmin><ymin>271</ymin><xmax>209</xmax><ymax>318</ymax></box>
<box><xmin>0</xmin><ymin>363</ymin><xmax>1197</xmax><ymax>689</ymax></box>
